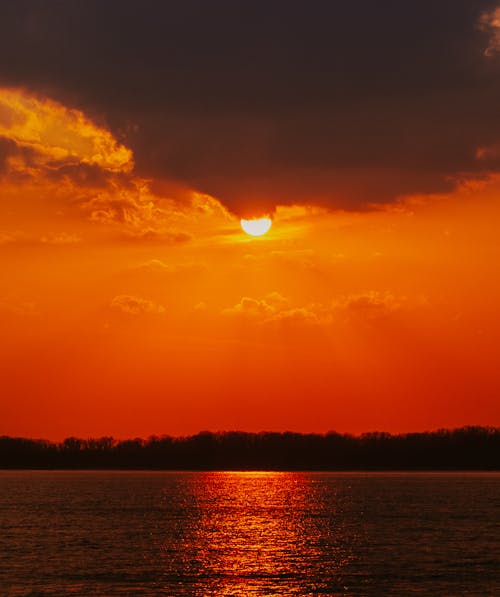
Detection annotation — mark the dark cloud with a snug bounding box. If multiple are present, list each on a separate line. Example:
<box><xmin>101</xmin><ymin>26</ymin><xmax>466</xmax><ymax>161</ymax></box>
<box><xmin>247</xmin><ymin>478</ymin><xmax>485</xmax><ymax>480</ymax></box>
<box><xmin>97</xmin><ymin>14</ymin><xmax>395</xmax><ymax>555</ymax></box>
<box><xmin>1</xmin><ymin>1</ymin><xmax>500</xmax><ymax>213</ymax></box>
<box><xmin>0</xmin><ymin>135</ymin><xmax>37</xmax><ymax>177</ymax></box>
<box><xmin>0</xmin><ymin>136</ymin><xmax>17</xmax><ymax>174</ymax></box>
<box><xmin>44</xmin><ymin>163</ymin><xmax>112</xmax><ymax>187</ymax></box>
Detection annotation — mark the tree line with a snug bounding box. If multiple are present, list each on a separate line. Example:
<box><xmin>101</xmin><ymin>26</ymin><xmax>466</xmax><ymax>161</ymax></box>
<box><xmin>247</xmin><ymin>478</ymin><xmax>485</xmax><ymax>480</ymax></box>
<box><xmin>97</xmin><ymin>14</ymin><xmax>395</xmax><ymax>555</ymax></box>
<box><xmin>0</xmin><ymin>426</ymin><xmax>499</xmax><ymax>470</ymax></box>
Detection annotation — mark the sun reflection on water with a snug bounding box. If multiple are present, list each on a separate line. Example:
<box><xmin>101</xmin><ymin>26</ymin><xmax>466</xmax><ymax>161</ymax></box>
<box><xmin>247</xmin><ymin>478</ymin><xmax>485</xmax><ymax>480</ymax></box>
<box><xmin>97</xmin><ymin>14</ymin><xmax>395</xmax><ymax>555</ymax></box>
<box><xmin>177</xmin><ymin>472</ymin><xmax>354</xmax><ymax>595</ymax></box>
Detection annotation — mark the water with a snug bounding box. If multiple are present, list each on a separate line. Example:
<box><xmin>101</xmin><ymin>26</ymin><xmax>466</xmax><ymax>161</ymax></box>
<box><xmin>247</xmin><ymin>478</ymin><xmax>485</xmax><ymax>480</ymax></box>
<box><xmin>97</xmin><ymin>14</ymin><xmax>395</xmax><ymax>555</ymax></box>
<box><xmin>0</xmin><ymin>472</ymin><xmax>499</xmax><ymax>596</ymax></box>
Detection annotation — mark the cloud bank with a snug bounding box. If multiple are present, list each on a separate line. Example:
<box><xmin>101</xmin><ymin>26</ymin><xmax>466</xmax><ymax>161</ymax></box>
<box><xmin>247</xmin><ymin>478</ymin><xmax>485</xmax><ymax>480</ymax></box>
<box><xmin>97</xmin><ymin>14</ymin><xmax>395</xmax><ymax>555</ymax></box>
<box><xmin>2</xmin><ymin>1</ymin><xmax>500</xmax><ymax>214</ymax></box>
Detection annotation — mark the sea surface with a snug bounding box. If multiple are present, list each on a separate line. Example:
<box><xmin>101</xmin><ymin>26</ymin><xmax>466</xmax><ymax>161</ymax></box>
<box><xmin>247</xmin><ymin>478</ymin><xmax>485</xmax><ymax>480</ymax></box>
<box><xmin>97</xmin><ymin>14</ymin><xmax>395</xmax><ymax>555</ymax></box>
<box><xmin>0</xmin><ymin>471</ymin><xmax>499</xmax><ymax>596</ymax></box>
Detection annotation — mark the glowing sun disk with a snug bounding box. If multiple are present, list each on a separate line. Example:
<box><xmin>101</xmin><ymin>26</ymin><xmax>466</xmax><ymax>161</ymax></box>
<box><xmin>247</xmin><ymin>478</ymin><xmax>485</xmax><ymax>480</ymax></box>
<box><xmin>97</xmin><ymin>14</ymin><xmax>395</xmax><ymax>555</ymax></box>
<box><xmin>240</xmin><ymin>217</ymin><xmax>272</xmax><ymax>236</ymax></box>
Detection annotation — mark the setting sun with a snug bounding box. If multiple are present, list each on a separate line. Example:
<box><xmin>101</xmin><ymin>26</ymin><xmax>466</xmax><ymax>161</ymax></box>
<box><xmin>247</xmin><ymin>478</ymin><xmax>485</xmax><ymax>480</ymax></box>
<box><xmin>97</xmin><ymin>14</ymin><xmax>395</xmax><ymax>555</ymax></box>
<box><xmin>240</xmin><ymin>217</ymin><xmax>272</xmax><ymax>236</ymax></box>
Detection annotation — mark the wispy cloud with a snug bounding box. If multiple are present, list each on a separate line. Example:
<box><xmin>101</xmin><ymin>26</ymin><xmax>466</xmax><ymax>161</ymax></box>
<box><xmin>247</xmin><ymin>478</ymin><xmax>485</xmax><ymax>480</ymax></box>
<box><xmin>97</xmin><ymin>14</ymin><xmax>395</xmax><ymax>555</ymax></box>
<box><xmin>110</xmin><ymin>295</ymin><xmax>165</xmax><ymax>316</ymax></box>
<box><xmin>0</xmin><ymin>88</ymin><xmax>234</xmax><ymax>244</ymax></box>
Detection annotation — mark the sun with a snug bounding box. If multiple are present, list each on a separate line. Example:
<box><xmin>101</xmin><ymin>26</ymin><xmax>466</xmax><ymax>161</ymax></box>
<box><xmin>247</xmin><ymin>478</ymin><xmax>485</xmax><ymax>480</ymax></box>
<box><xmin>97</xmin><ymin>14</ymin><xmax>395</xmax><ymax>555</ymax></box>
<box><xmin>240</xmin><ymin>217</ymin><xmax>272</xmax><ymax>237</ymax></box>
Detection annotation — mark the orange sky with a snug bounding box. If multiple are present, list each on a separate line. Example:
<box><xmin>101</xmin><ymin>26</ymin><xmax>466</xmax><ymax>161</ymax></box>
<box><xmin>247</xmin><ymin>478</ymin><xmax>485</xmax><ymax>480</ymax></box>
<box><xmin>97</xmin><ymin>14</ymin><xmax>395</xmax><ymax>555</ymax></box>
<box><xmin>1</xmin><ymin>88</ymin><xmax>499</xmax><ymax>439</ymax></box>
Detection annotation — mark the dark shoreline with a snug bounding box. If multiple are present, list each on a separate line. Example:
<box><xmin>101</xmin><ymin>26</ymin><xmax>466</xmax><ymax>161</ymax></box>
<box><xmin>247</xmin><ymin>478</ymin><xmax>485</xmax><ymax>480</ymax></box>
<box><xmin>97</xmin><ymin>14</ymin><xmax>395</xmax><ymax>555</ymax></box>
<box><xmin>1</xmin><ymin>468</ymin><xmax>499</xmax><ymax>472</ymax></box>
<box><xmin>1</xmin><ymin>426</ymin><xmax>499</xmax><ymax>470</ymax></box>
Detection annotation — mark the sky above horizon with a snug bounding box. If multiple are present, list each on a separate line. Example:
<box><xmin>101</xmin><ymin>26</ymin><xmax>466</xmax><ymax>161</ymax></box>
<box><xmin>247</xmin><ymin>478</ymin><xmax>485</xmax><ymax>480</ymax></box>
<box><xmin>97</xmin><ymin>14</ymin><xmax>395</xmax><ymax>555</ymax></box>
<box><xmin>1</xmin><ymin>2</ymin><xmax>500</xmax><ymax>439</ymax></box>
